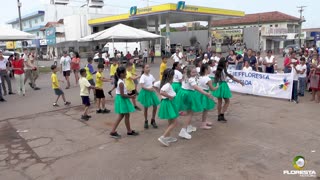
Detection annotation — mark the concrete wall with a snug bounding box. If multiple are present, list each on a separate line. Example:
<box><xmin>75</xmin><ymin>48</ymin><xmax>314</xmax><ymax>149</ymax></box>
<box><xmin>243</xmin><ymin>27</ymin><xmax>260</xmax><ymax>51</ymax></box>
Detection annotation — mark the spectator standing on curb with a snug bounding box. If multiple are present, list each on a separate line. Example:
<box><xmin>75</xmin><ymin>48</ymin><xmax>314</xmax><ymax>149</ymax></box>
<box><xmin>244</xmin><ymin>49</ymin><xmax>258</xmax><ymax>71</ymax></box>
<box><xmin>171</xmin><ymin>49</ymin><xmax>183</xmax><ymax>64</ymax></box>
<box><xmin>143</xmin><ymin>49</ymin><xmax>148</xmax><ymax>64</ymax></box>
<box><xmin>150</xmin><ymin>49</ymin><xmax>155</xmax><ymax>64</ymax></box>
<box><xmin>0</xmin><ymin>50</ymin><xmax>14</xmax><ymax>95</ymax></box>
<box><xmin>11</xmin><ymin>53</ymin><xmax>25</xmax><ymax>96</ymax></box>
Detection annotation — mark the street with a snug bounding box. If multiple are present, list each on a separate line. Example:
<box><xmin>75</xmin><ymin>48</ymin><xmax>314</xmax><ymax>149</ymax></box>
<box><xmin>0</xmin><ymin>58</ymin><xmax>319</xmax><ymax>180</ymax></box>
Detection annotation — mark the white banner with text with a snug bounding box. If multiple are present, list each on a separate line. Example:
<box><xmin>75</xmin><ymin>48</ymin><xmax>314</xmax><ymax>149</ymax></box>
<box><xmin>227</xmin><ymin>70</ymin><xmax>293</xmax><ymax>99</ymax></box>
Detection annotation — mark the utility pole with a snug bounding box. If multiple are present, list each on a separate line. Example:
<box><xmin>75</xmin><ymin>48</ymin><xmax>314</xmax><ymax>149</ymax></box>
<box><xmin>297</xmin><ymin>6</ymin><xmax>306</xmax><ymax>48</ymax></box>
<box><xmin>17</xmin><ymin>0</ymin><xmax>23</xmax><ymax>30</ymax></box>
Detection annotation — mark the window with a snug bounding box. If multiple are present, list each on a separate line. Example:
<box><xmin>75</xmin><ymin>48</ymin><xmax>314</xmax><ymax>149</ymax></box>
<box><xmin>37</xmin><ymin>32</ymin><xmax>39</xmax><ymax>36</ymax></box>
<box><xmin>35</xmin><ymin>18</ymin><xmax>38</xmax><ymax>24</ymax></box>
<box><xmin>29</xmin><ymin>20</ymin><xmax>32</xmax><ymax>28</ymax></box>
<box><xmin>23</xmin><ymin>21</ymin><xmax>26</xmax><ymax>27</ymax></box>
<box><xmin>275</xmin><ymin>24</ymin><xmax>278</xmax><ymax>27</ymax></box>
<box><xmin>41</xmin><ymin>16</ymin><xmax>44</xmax><ymax>22</ymax></box>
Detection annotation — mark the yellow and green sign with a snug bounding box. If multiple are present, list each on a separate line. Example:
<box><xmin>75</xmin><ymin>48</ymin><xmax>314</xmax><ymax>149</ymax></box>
<box><xmin>89</xmin><ymin>3</ymin><xmax>244</xmax><ymax>25</ymax></box>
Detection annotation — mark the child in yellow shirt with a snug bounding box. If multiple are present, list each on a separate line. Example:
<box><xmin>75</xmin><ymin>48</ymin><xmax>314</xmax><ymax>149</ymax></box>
<box><xmin>51</xmin><ymin>65</ymin><xmax>71</xmax><ymax>107</ymax></box>
<box><xmin>96</xmin><ymin>64</ymin><xmax>112</xmax><ymax>114</ymax></box>
<box><xmin>126</xmin><ymin>62</ymin><xmax>141</xmax><ymax>111</ymax></box>
<box><xmin>108</xmin><ymin>58</ymin><xmax>119</xmax><ymax>97</ymax></box>
<box><xmin>159</xmin><ymin>56</ymin><xmax>167</xmax><ymax>80</ymax></box>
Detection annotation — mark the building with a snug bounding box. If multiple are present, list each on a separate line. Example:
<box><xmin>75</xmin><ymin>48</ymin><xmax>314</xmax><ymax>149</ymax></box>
<box><xmin>212</xmin><ymin>11</ymin><xmax>302</xmax><ymax>53</ymax></box>
<box><xmin>7</xmin><ymin>11</ymin><xmax>46</xmax><ymax>49</ymax></box>
<box><xmin>302</xmin><ymin>28</ymin><xmax>320</xmax><ymax>47</ymax></box>
<box><xmin>6</xmin><ymin>1</ymin><xmax>113</xmax><ymax>57</ymax></box>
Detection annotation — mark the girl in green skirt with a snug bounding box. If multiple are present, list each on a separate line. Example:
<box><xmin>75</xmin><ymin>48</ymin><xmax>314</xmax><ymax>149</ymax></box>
<box><xmin>158</xmin><ymin>68</ymin><xmax>179</xmax><ymax>147</ymax></box>
<box><xmin>198</xmin><ymin>64</ymin><xmax>219</xmax><ymax>129</ymax></box>
<box><xmin>138</xmin><ymin>64</ymin><xmax>160</xmax><ymax>129</ymax></box>
<box><xmin>176</xmin><ymin>65</ymin><xmax>214</xmax><ymax>140</ymax></box>
<box><xmin>213</xmin><ymin>58</ymin><xmax>244</xmax><ymax>122</ymax></box>
<box><xmin>110</xmin><ymin>66</ymin><xmax>139</xmax><ymax>139</ymax></box>
<box><xmin>171</xmin><ymin>62</ymin><xmax>183</xmax><ymax>93</ymax></box>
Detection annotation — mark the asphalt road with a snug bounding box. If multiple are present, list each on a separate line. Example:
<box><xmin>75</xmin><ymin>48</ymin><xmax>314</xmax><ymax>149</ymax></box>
<box><xmin>0</xmin><ymin>57</ymin><xmax>319</xmax><ymax>180</ymax></box>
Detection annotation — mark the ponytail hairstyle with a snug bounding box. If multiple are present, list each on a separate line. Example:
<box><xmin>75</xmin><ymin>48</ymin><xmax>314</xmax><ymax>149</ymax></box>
<box><xmin>183</xmin><ymin>65</ymin><xmax>195</xmax><ymax>83</ymax></box>
<box><xmin>114</xmin><ymin>66</ymin><xmax>126</xmax><ymax>88</ymax></box>
<box><xmin>172</xmin><ymin>62</ymin><xmax>179</xmax><ymax>70</ymax></box>
<box><xmin>214</xmin><ymin>57</ymin><xmax>230</xmax><ymax>83</ymax></box>
<box><xmin>160</xmin><ymin>68</ymin><xmax>175</xmax><ymax>88</ymax></box>
<box><xmin>200</xmin><ymin>63</ymin><xmax>209</xmax><ymax>76</ymax></box>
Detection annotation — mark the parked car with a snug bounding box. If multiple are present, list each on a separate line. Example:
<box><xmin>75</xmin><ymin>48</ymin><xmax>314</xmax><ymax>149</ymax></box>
<box><xmin>2</xmin><ymin>51</ymin><xmax>14</xmax><ymax>60</ymax></box>
<box><xmin>283</xmin><ymin>45</ymin><xmax>301</xmax><ymax>57</ymax></box>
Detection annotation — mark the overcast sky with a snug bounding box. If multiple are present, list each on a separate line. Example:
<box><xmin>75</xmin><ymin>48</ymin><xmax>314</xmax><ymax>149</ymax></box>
<box><xmin>0</xmin><ymin>0</ymin><xmax>317</xmax><ymax>28</ymax></box>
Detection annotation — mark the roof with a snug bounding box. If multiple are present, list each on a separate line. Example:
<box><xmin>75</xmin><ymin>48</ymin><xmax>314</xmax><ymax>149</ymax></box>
<box><xmin>40</xmin><ymin>20</ymin><xmax>64</xmax><ymax>31</ymax></box>
<box><xmin>212</xmin><ymin>11</ymin><xmax>300</xmax><ymax>27</ymax></box>
<box><xmin>7</xmin><ymin>11</ymin><xmax>45</xmax><ymax>24</ymax></box>
<box><xmin>88</xmin><ymin>3</ymin><xmax>244</xmax><ymax>27</ymax></box>
<box><xmin>303</xmin><ymin>28</ymin><xmax>320</xmax><ymax>32</ymax></box>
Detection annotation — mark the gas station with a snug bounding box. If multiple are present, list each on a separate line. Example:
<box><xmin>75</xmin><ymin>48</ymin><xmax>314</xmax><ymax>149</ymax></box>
<box><xmin>88</xmin><ymin>1</ymin><xmax>244</xmax><ymax>54</ymax></box>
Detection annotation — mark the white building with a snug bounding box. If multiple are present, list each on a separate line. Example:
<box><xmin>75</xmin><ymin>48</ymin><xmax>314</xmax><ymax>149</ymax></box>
<box><xmin>6</xmin><ymin>0</ymin><xmax>114</xmax><ymax>57</ymax></box>
<box><xmin>212</xmin><ymin>11</ymin><xmax>302</xmax><ymax>53</ymax></box>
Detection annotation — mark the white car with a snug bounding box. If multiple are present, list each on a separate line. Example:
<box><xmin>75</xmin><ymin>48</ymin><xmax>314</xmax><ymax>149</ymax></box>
<box><xmin>2</xmin><ymin>51</ymin><xmax>14</xmax><ymax>60</ymax></box>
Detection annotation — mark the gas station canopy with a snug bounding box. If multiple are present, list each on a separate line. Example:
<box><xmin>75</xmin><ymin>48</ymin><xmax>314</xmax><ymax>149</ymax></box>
<box><xmin>88</xmin><ymin>2</ymin><xmax>245</xmax><ymax>28</ymax></box>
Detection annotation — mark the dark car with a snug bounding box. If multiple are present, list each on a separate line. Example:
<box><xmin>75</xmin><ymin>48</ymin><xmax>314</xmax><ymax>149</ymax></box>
<box><xmin>283</xmin><ymin>45</ymin><xmax>301</xmax><ymax>57</ymax></box>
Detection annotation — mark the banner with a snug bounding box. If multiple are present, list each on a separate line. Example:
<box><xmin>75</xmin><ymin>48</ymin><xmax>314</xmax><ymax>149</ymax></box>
<box><xmin>155</xmin><ymin>44</ymin><xmax>161</xmax><ymax>57</ymax></box>
<box><xmin>227</xmin><ymin>70</ymin><xmax>293</xmax><ymax>99</ymax></box>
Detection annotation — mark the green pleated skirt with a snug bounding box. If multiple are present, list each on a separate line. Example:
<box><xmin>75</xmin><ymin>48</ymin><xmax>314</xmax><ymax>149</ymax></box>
<box><xmin>114</xmin><ymin>95</ymin><xmax>135</xmax><ymax>114</ymax></box>
<box><xmin>212</xmin><ymin>81</ymin><xmax>232</xmax><ymax>99</ymax></box>
<box><xmin>158</xmin><ymin>98</ymin><xmax>179</xmax><ymax>120</ymax></box>
<box><xmin>137</xmin><ymin>89</ymin><xmax>160</xmax><ymax>108</ymax></box>
<box><xmin>175</xmin><ymin>89</ymin><xmax>203</xmax><ymax>112</ymax></box>
<box><xmin>197</xmin><ymin>90</ymin><xmax>216</xmax><ymax>111</ymax></box>
<box><xmin>171</xmin><ymin>82</ymin><xmax>182</xmax><ymax>93</ymax></box>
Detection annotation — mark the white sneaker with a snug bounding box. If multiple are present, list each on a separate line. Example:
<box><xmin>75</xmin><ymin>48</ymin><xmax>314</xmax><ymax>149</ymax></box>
<box><xmin>187</xmin><ymin>125</ymin><xmax>197</xmax><ymax>133</ymax></box>
<box><xmin>179</xmin><ymin>128</ymin><xmax>192</xmax><ymax>140</ymax></box>
<box><xmin>158</xmin><ymin>136</ymin><xmax>169</xmax><ymax>147</ymax></box>
<box><xmin>165</xmin><ymin>137</ymin><xmax>178</xmax><ymax>143</ymax></box>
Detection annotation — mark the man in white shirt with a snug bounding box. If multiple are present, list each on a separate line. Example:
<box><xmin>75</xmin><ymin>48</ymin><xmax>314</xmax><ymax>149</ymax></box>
<box><xmin>143</xmin><ymin>49</ymin><xmax>148</xmax><ymax>64</ymax></box>
<box><xmin>0</xmin><ymin>50</ymin><xmax>13</xmax><ymax>95</ymax></box>
<box><xmin>60</xmin><ymin>51</ymin><xmax>71</xmax><ymax>89</ymax></box>
<box><xmin>296</xmin><ymin>58</ymin><xmax>307</xmax><ymax>96</ymax></box>
<box><xmin>171</xmin><ymin>49</ymin><xmax>183</xmax><ymax>63</ymax></box>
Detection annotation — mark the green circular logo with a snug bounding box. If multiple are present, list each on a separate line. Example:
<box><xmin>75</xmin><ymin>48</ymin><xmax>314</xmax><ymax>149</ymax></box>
<box><xmin>293</xmin><ymin>156</ymin><xmax>305</xmax><ymax>170</ymax></box>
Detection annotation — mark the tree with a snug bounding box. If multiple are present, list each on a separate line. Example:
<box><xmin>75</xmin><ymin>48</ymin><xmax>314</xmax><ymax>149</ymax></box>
<box><xmin>161</xmin><ymin>27</ymin><xmax>178</xmax><ymax>33</ymax></box>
